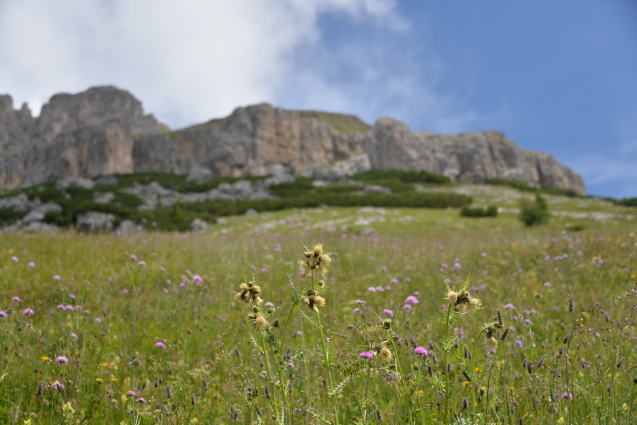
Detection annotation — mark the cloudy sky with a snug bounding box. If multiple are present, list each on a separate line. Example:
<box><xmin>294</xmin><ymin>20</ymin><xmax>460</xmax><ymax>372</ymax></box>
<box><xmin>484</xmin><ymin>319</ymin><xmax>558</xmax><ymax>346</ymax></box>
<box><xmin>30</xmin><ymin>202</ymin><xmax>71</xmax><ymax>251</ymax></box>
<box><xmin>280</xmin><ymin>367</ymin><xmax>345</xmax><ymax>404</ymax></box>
<box><xmin>1</xmin><ymin>0</ymin><xmax>635</xmax><ymax>197</ymax></box>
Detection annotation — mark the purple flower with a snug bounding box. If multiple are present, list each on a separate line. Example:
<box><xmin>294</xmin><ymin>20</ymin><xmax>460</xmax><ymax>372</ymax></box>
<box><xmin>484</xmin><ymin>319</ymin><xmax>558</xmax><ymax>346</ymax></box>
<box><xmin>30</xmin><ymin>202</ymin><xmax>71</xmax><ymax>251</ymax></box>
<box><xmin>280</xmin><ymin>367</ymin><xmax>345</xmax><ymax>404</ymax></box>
<box><xmin>70</xmin><ymin>332</ymin><xmax>78</xmax><ymax>340</ymax></box>
<box><xmin>56</xmin><ymin>304</ymin><xmax>65</xmax><ymax>310</ymax></box>
<box><xmin>523</xmin><ymin>318</ymin><xmax>532</xmax><ymax>325</ymax></box>
<box><xmin>440</xmin><ymin>263</ymin><xmax>449</xmax><ymax>269</ymax></box>
<box><xmin>94</xmin><ymin>317</ymin><xmax>102</xmax><ymax>323</ymax></box>
<box><xmin>381</xmin><ymin>266</ymin><xmax>388</xmax><ymax>273</ymax></box>
<box><xmin>453</xmin><ymin>262</ymin><xmax>461</xmax><ymax>270</ymax></box>
<box><xmin>11</xmin><ymin>256</ymin><xmax>18</xmax><ymax>261</ymax></box>
<box><xmin>560</xmin><ymin>392</ymin><xmax>573</xmax><ymax>400</ymax></box>
<box><xmin>405</xmin><ymin>295</ymin><xmax>419</xmax><ymax>305</ymax></box>
<box><xmin>504</xmin><ymin>303</ymin><xmax>516</xmax><ymax>309</ymax></box>
<box><xmin>136</xmin><ymin>397</ymin><xmax>147</xmax><ymax>403</ymax></box>
<box><xmin>514</xmin><ymin>339</ymin><xmax>523</xmax><ymax>347</ymax></box>
<box><xmin>413</xmin><ymin>346</ymin><xmax>429</xmax><ymax>355</ymax></box>
<box><xmin>353</xmin><ymin>308</ymin><xmax>362</xmax><ymax>314</ymax></box>
<box><xmin>367</xmin><ymin>287</ymin><xmax>376</xmax><ymax>292</ymax></box>
<box><xmin>137</xmin><ymin>261</ymin><xmax>146</xmax><ymax>266</ymax></box>
<box><xmin>264</xmin><ymin>302</ymin><xmax>274</xmax><ymax>308</ymax></box>
<box><xmin>28</xmin><ymin>262</ymin><xmax>36</xmax><ymax>268</ymax></box>
<box><xmin>12</xmin><ymin>296</ymin><xmax>21</xmax><ymax>302</ymax></box>
<box><xmin>454</xmin><ymin>327</ymin><xmax>465</xmax><ymax>338</ymax></box>
<box><xmin>154</xmin><ymin>341</ymin><xmax>166</xmax><ymax>349</ymax></box>
<box><xmin>130</xmin><ymin>254</ymin><xmax>137</xmax><ymax>261</ymax></box>
<box><xmin>390</xmin><ymin>278</ymin><xmax>398</xmax><ymax>284</ymax></box>
<box><xmin>543</xmin><ymin>282</ymin><xmax>552</xmax><ymax>287</ymax></box>
<box><xmin>51</xmin><ymin>380</ymin><xmax>64</xmax><ymax>390</ymax></box>
<box><xmin>375</xmin><ymin>286</ymin><xmax>384</xmax><ymax>292</ymax></box>
<box><xmin>0</xmin><ymin>311</ymin><xmax>7</xmax><ymax>318</ymax></box>
<box><xmin>359</xmin><ymin>351</ymin><xmax>375</xmax><ymax>359</ymax></box>
<box><xmin>56</xmin><ymin>356</ymin><xmax>69</xmax><ymax>364</ymax></box>
<box><xmin>126</xmin><ymin>390</ymin><xmax>137</xmax><ymax>396</ymax></box>
<box><xmin>294</xmin><ymin>331</ymin><xmax>303</xmax><ymax>337</ymax></box>
<box><xmin>356</xmin><ymin>299</ymin><xmax>366</xmax><ymax>304</ymax></box>
<box><xmin>69</xmin><ymin>294</ymin><xmax>77</xmax><ymax>300</ymax></box>
<box><xmin>402</xmin><ymin>304</ymin><xmax>412</xmax><ymax>311</ymax></box>
<box><xmin>121</xmin><ymin>289</ymin><xmax>129</xmax><ymax>295</ymax></box>
<box><xmin>383</xmin><ymin>309</ymin><xmax>394</xmax><ymax>317</ymax></box>
<box><xmin>22</xmin><ymin>308</ymin><xmax>34</xmax><ymax>316</ymax></box>
<box><xmin>53</xmin><ymin>275</ymin><xmax>61</xmax><ymax>281</ymax></box>
<box><xmin>192</xmin><ymin>274</ymin><xmax>203</xmax><ymax>283</ymax></box>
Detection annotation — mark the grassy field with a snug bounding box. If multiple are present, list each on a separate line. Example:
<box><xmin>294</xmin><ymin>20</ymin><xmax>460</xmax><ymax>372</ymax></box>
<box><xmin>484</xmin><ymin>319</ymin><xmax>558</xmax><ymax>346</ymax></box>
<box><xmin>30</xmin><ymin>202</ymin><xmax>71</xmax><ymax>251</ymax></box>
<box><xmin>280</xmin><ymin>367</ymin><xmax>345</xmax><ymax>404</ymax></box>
<box><xmin>0</xmin><ymin>202</ymin><xmax>635</xmax><ymax>424</ymax></box>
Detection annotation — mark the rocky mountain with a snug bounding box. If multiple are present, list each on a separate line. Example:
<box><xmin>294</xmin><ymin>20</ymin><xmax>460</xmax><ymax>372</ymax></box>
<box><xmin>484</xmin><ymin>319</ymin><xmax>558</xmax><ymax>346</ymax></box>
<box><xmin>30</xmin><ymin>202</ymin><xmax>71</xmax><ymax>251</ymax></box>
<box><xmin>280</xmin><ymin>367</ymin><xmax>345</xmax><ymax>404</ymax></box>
<box><xmin>0</xmin><ymin>86</ymin><xmax>585</xmax><ymax>194</ymax></box>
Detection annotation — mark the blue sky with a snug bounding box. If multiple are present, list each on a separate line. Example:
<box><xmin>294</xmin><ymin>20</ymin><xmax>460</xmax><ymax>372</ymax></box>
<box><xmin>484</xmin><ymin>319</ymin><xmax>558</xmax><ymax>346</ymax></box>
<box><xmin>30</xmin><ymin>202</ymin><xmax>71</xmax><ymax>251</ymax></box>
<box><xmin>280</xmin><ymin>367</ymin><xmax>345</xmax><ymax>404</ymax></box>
<box><xmin>279</xmin><ymin>1</ymin><xmax>637</xmax><ymax>198</ymax></box>
<box><xmin>1</xmin><ymin>0</ymin><xmax>635</xmax><ymax>197</ymax></box>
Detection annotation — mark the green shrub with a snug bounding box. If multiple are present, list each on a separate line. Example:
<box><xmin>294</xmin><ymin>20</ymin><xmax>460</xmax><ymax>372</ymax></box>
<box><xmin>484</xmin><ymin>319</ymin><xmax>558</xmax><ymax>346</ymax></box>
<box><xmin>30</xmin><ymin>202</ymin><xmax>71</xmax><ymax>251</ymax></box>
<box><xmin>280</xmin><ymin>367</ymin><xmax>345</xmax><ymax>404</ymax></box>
<box><xmin>352</xmin><ymin>169</ymin><xmax>450</xmax><ymax>184</ymax></box>
<box><xmin>486</xmin><ymin>178</ymin><xmax>580</xmax><ymax>198</ymax></box>
<box><xmin>519</xmin><ymin>195</ymin><xmax>550</xmax><ymax>226</ymax></box>
<box><xmin>615</xmin><ymin>197</ymin><xmax>637</xmax><ymax>207</ymax></box>
<box><xmin>460</xmin><ymin>205</ymin><xmax>498</xmax><ymax>218</ymax></box>
<box><xmin>0</xmin><ymin>208</ymin><xmax>25</xmax><ymax>226</ymax></box>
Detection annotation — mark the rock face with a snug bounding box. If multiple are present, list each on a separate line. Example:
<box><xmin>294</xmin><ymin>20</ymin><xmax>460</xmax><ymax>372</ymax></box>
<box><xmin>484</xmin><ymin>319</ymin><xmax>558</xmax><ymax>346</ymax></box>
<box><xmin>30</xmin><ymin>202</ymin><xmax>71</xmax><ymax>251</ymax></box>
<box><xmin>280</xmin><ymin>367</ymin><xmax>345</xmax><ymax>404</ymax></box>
<box><xmin>0</xmin><ymin>86</ymin><xmax>169</xmax><ymax>188</ymax></box>
<box><xmin>133</xmin><ymin>103</ymin><xmax>367</xmax><ymax>177</ymax></box>
<box><xmin>365</xmin><ymin>118</ymin><xmax>585</xmax><ymax>193</ymax></box>
<box><xmin>0</xmin><ymin>86</ymin><xmax>586</xmax><ymax>194</ymax></box>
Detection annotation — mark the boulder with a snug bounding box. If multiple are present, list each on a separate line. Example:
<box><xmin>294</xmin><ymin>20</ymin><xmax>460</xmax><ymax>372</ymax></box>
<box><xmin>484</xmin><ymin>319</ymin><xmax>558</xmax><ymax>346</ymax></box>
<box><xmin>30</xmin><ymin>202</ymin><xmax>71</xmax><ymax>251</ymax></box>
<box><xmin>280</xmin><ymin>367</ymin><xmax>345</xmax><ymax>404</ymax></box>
<box><xmin>56</xmin><ymin>177</ymin><xmax>95</xmax><ymax>190</ymax></box>
<box><xmin>190</xmin><ymin>218</ymin><xmax>211</xmax><ymax>232</ymax></box>
<box><xmin>77</xmin><ymin>212</ymin><xmax>115</xmax><ymax>232</ymax></box>
<box><xmin>21</xmin><ymin>203</ymin><xmax>62</xmax><ymax>223</ymax></box>
<box><xmin>187</xmin><ymin>165</ymin><xmax>213</xmax><ymax>182</ymax></box>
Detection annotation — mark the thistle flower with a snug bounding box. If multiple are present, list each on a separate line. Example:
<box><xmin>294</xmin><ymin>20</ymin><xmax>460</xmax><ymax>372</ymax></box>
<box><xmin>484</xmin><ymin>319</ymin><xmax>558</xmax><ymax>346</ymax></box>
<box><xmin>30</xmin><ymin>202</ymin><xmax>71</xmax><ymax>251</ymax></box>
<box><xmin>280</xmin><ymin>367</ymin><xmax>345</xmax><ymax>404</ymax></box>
<box><xmin>359</xmin><ymin>351</ymin><xmax>375</xmax><ymax>359</ymax></box>
<box><xmin>51</xmin><ymin>380</ymin><xmax>64</xmax><ymax>390</ymax></box>
<box><xmin>379</xmin><ymin>345</ymin><xmax>392</xmax><ymax>361</ymax></box>
<box><xmin>446</xmin><ymin>288</ymin><xmax>481</xmax><ymax>312</ymax></box>
<box><xmin>301</xmin><ymin>289</ymin><xmax>325</xmax><ymax>313</ymax></box>
<box><xmin>55</xmin><ymin>356</ymin><xmax>69</xmax><ymax>365</ymax></box>
<box><xmin>301</xmin><ymin>243</ymin><xmax>331</xmax><ymax>274</ymax></box>
<box><xmin>235</xmin><ymin>281</ymin><xmax>263</xmax><ymax>305</ymax></box>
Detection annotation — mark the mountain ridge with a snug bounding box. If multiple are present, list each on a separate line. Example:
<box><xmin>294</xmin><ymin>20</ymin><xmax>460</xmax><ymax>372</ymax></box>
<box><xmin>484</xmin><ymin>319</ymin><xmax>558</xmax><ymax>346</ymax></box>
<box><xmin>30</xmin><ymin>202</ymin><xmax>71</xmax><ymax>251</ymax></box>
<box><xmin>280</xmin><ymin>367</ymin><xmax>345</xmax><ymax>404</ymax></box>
<box><xmin>0</xmin><ymin>86</ymin><xmax>585</xmax><ymax>194</ymax></box>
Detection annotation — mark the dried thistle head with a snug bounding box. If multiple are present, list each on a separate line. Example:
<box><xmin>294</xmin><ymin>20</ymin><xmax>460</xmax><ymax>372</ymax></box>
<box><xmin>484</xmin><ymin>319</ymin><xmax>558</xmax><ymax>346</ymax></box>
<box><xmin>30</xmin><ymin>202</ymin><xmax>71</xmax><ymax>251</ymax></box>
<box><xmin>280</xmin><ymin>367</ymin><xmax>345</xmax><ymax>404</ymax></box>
<box><xmin>301</xmin><ymin>289</ymin><xmax>326</xmax><ymax>313</ymax></box>
<box><xmin>379</xmin><ymin>345</ymin><xmax>392</xmax><ymax>361</ymax></box>
<box><xmin>300</xmin><ymin>243</ymin><xmax>331</xmax><ymax>274</ymax></box>
<box><xmin>446</xmin><ymin>286</ymin><xmax>481</xmax><ymax>312</ymax></box>
<box><xmin>248</xmin><ymin>311</ymin><xmax>269</xmax><ymax>328</ymax></box>
<box><xmin>382</xmin><ymin>318</ymin><xmax>392</xmax><ymax>330</ymax></box>
<box><xmin>235</xmin><ymin>280</ymin><xmax>263</xmax><ymax>305</ymax></box>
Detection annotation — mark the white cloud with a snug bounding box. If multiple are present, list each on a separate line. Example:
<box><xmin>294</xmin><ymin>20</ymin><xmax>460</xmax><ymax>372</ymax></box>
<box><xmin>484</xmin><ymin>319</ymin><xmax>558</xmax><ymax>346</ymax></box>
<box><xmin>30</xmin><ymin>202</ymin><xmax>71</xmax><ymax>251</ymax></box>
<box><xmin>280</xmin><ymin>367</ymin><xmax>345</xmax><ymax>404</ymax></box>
<box><xmin>0</xmin><ymin>0</ymin><xmax>482</xmax><ymax>134</ymax></box>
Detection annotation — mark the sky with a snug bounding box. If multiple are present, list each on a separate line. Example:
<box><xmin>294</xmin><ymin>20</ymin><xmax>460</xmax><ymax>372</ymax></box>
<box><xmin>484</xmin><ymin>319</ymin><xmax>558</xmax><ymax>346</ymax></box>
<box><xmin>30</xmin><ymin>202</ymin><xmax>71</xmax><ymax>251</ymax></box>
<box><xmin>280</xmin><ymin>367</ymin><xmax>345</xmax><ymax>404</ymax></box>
<box><xmin>0</xmin><ymin>0</ymin><xmax>635</xmax><ymax>197</ymax></box>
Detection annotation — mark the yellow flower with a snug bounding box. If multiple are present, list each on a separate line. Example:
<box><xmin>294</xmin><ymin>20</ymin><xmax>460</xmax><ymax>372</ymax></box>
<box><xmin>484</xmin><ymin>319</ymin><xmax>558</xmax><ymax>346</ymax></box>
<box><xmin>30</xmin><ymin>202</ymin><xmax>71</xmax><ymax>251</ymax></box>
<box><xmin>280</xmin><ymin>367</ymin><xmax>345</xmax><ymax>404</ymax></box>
<box><xmin>557</xmin><ymin>417</ymin><xmax>565</xmax><ymax>425</ymax></box>
<box><xmin>95</xmin><ymin>378</ymin><xmax>104</xmax><ymax>383</ymax></box>
<box><xmin>40</xmin><ymin>356</ymin><xmax>51</xmax><ymax>362</ymax></box>
<box><xmin>100</xmin><ymin>362</ymin><xmax>110</xmax><ymax>368</ymax></box>
<box><xmin>474</xmin><ymin>367</ymin><xmax>483</xmax><ymax>374</ymax></box>
<box><xmin>110</xmin><ymin>377</ymin><xmax>119</xmax><ymax>383</ymax></box>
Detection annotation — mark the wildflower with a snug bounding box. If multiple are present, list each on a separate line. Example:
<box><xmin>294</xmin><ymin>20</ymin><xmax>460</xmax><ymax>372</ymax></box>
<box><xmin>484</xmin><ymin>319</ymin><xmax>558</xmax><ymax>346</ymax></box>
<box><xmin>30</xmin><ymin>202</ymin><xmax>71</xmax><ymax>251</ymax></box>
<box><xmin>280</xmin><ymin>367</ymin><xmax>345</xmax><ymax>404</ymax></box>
<box><xmin>22</xmin><ymin>308</ymin><xmax>34</xmax><ymax>316</ymax></box>
<box><xmin>414</xmin><ymin>346</ymin><xmax>429</xmax><ymax>355</ymax></box>
<box><xmin>12</xmin><ymin>296</ymin><xmax>21</xmax><ymax>302</ymax></box>
<box><xmin>402</xmin><ymin>304</ymin><xmax>412</xmax><ymax>311</ymax></box>
<box><xmin>504</xmin><ymin>303</ymin><xmax>516</xmax><ymax>309</ymax></box>
<box><xmin>544</xmin><ymin>282</ymin><xmax>552</xmax><ymax>287</ymax></box>
<box><xmin>94</xmin><ymin>317</ymin><xmax>102</xmax><ymax>323</ymax></box>
<box><xmin>154</xmin><ymin>341</ymin><xmax>166</xmax><ymax>349</ymax></box>
<box><xmin>70</xmin><ymin>332</ymin><xmax>78</xmax><ymax>340</ymax></box>
<box><xmin>51</xmin><ymin>380</ymin><xmax>64</xmax><ymax>390</ymax></box>
<box><xmin>523</xmin><ymin>318</ymin><xmax>532</xmax><ymax>325</ymax></box>
<box><xmin>235</xmin><ymin>281</ymin><xmax>263</xmax><ymax>305</ymax></box>
<box><xmin>193</xmin><ymin>274</ymin><xmax>203</xmax><ymax>283</ymax></box>
<box><xmin>405</xmin><ymin>295</ymin><xmax>419</xmax><ymax>305</ymax></box>
<box><xmin>95</xmin><ymin>378</ymin><xmax>104</xmax><ymax>383</ymax></box>
<box><xmin>137</xmin><ymin>261</ymin><xmax>146</xmax><ymax>266</ymax></box>
<box><xmin>55</xmin><ymin>356</ymin><xmax>69</xmax><ymax>365</ymax></box>
<box><xmin>41</xmin><ymin>356</ymin><xmax>51</xmax><ymax>362</ymax></box>
<box><xmin>53</xmin><ymin>275</ymin><xmax>61</xmax><ymax>281</ymax></box>
<box><xmin>514</xmin><ymin>339</ymin><xmax>523</xmax><ymax>347</ymax></box>
<box><xmin>28</xmin><ymin>262</ymin><xmax>36</xmax><ymax>268</ymax></box>
<box><xmin>560</xmin><ymin>392</ymin><xmax>573</xmax><ymax>400</ymax></box>
<box><xmin>253</xmin><ymin>314</ymin><xmax>269</xmax><ymax>328</ymax></box>
<box><xmin>359</xmin><ymin>351</ymin><xmax>375</xmax><ymax>359</ymax></box>
<box><xmin>264</xmin><ymin>302</ymin><xmax>274</xmax><ymax>308</ymax></box>
<box><xmin>126</xmin><ymin>390</ymin><xmax>137</xmax><ymax>396</ymax></box>
<box><xmin>69</xmin><ymin>294</ymin><xmax>77</xmax><ymax>300</ymax></box>
<box><xmin>0</xmin><ymin>311</ymin><xmax>6</xmax><ymax>318</ymax></box>
<box><xmin>130</xmin><ymin>254</ymin><xmax>137</xmax><ymax>261</ymax></box>
<box><xmin>135</xmin><ymin>397</ymin><xmax>147</xmax><ymax>403</ymax></box>
<box><xmin>353</xmin><ymin>308</ymin><xmax>362</xmax><ymax>314</ymax></box>
<box><xmin>382</xmin><ymin>319</ymin><xmax>392</xmax><ymax>329</ymax></box>
<box><xmin>294</xmin><ymin>330</ymin><xmax>303</xmax><ymax>337</ymax></box>
<box><xmin>300</xmin><ymin>243</ymin><xmax>331</xmax><ymax>274</ymax></box>
<box><xmin>110</xmin><ymin>377</ymin><xmax>118</xmax><ymax>382</ymax></box>
<box><xmin>367</xmin><ymin>287</ymin><xmax>377</xmax><ymax>292</ymax></box>
<box><xmin>390</xmin><ymin>278</ymin><xmax>398</xmax><ymax>284</ymax></box>
<box><xmin>383</xmin><ymin>309</ymin><xmax>394</xmax><ymax>317</ymax></box>
<box><xmin>487</xmin><ymin>337</ymin><xmax>498</xmax><ymax>348</ymax></box>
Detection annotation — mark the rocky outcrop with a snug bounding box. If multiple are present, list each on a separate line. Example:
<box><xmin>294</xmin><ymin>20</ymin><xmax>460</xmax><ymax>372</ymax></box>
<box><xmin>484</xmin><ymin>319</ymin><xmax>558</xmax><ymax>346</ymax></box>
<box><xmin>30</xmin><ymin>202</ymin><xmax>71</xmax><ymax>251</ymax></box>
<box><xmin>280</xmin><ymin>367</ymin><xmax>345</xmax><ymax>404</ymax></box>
<box><xmin>0</xmin><ymin>86</ymin><xmax>586</xmax><ymax>194</ymax></box>
<box><xmin>133</xmin><ymin>103</ymin><xmax>367</xmax><ymax>178</ymax></box>
<box><xmin>365</xmin><ymin>118</ymin><xmax>585</xmax><ymax>194</ymax></box>
<box><xmin>0</xmin><ymin>86</ymin><xmax>169</xmax><ymax>188</ymax></box>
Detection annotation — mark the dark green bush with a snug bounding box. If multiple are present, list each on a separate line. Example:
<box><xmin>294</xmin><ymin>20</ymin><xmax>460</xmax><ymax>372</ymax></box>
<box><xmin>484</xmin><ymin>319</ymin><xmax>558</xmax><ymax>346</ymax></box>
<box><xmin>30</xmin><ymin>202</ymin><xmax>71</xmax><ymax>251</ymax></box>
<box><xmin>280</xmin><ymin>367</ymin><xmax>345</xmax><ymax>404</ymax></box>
<box><xmin>615</xmin><ymin>197</ymin><xmax>637</xmax><ymax>207</ymax></box>
<box><xmin>460</xmin><ymin>205</ymin><xmax>498</xmax><ymax>218</ymax></box>
<box><xmin>0</xmin><ymin>208</ymin><xmax>25</xmax><ymax>226</ymax></box>
<box><xmin>519</xmin><ymin>195</ymin><xmax>550</xmax><ymax>226</ymax></box>
<box><xmin>486</xmin><ymin>178</ymin><xmax>580</xmax><ymax>198</ymax></box>
<box><xmin>352</xmin><ymin>169</ymin><xmax>450</xmax><ymax>184</ymax></box>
